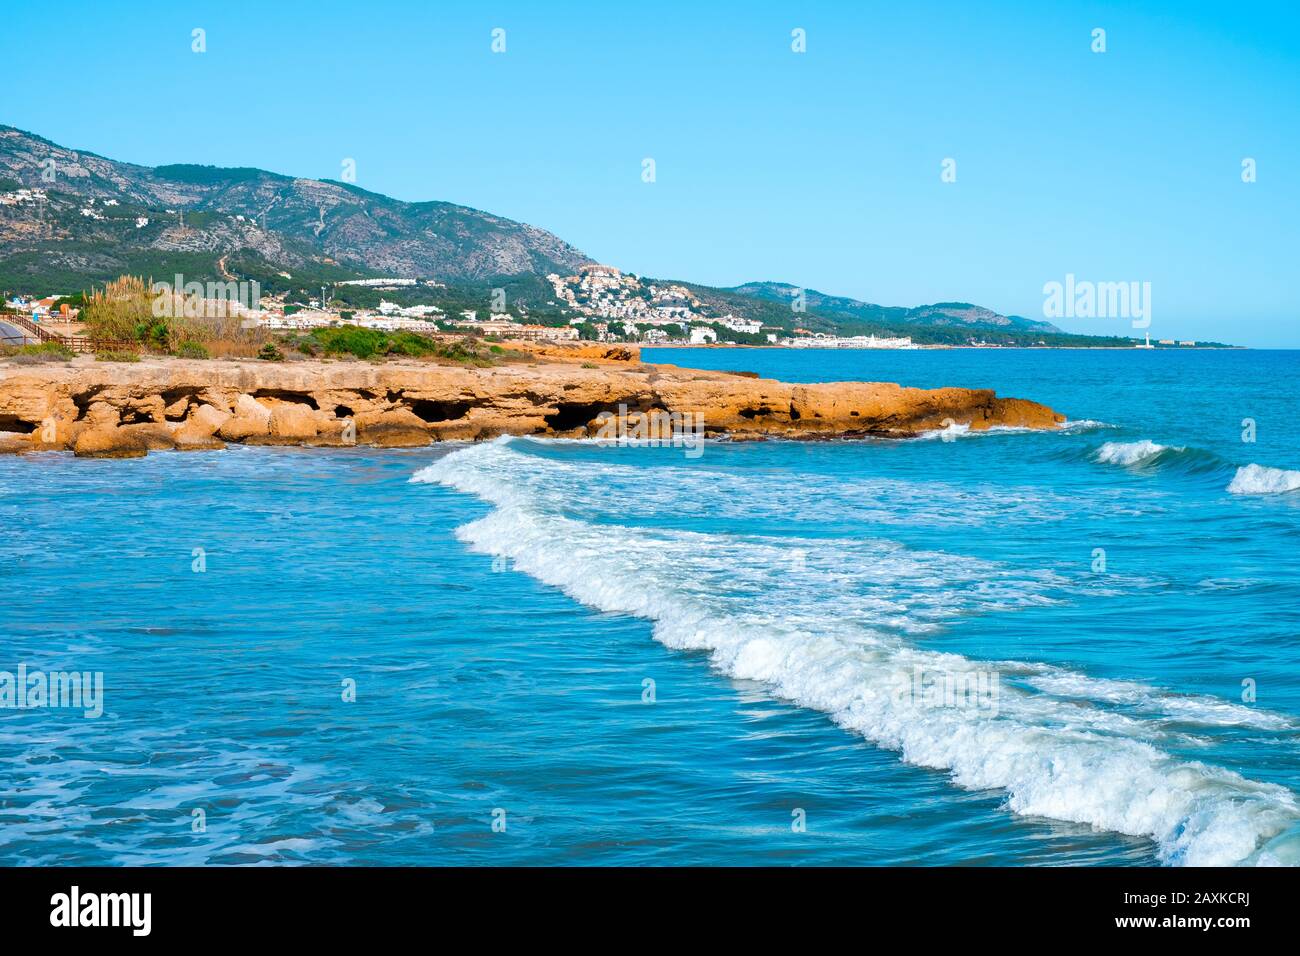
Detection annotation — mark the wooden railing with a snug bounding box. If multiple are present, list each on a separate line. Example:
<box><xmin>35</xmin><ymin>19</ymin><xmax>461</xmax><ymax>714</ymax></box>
<box><xmin>2</xmin><ymin>314</ymin><xmax>136</xmax><ymax>354</ymax></box>
<box><xmin>5</xmin><ymin>313</ymin><xmax>60</xmax><ymax>343</ymax></box>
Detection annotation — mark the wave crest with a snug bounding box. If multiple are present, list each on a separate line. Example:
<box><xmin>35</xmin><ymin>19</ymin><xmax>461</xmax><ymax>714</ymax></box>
<box><xmin>1095</xmin><ymin>440</ymin><xmax>1181</xmax><ymax>466</ymax></box>
<box><xmin>1228</xmin><ymin>463</ymin><xmax>1300</xmax><ymax>495</ymax></box>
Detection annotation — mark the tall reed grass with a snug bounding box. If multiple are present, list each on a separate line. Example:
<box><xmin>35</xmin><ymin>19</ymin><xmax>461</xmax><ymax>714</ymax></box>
<box><xmin>80</xmin><ymin>275</ymin><xmax>272</xmax><ymax>357</ymax></box>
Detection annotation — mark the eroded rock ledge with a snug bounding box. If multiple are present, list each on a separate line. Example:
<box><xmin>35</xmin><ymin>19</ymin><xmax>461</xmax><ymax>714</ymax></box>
<box><xmin>0</xmin><ymin>356</ymin><xmax>1064</xmax><ymax>458</ymax></box>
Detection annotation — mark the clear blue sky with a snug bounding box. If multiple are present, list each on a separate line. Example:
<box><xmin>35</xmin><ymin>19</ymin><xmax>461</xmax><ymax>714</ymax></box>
<box><xmin>6</xmin><ymin>0</ymin><xmax>1298</xmax><ymax>345</ymax></box>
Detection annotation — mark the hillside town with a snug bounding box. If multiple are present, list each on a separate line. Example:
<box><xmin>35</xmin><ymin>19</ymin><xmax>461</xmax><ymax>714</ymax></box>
<box><xmin>3</xmin><ymin>270</ymin><xmax>1203</xmax><ymax>352</ymax></box>
<box><xmin>3</xmin><ymin>264</ymin><xmax>924</xmax><ymax>349</ymax></box>
<box><xmin>547</xmin><ymin>264</ymin><xmax>766</xmax><ymax>344</ymax></box>
<box><xmin>546</xmin><ymin>264</ymin><xmax>921</xmax><ymax>347</ymax></box>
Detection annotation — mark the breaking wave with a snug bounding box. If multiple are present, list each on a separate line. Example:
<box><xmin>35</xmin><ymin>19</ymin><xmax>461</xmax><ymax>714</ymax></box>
<box><xmin>1093</xmin><ymin>440</ymin><xmax>1300</xmax><ymax>496</ymax></box>
<box><xmin>412</xmin><ymin>438</ymin><xmax>1300</xmax><ymax>866</ymax></box>
<box><xmin>1228</xmin><ymin>463</ymin><xmax>1300</xmax><ymax>496</ymax></box>
<box><xmin>1095</xmin><ymin>440</ymin><xmax>1182</xmax><ymax>466</ymax></box>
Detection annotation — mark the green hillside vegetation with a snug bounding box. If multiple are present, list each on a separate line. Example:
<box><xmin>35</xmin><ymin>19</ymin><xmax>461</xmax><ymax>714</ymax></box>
<box><xmin>0</xmin><ymin>248</ymin><xmax>239</xmax><ymax>297</ymax></box>
<box><xmin>151</xmin><ymin>164</ymin><xmax>268</xmax><ymax>185</ymax></box>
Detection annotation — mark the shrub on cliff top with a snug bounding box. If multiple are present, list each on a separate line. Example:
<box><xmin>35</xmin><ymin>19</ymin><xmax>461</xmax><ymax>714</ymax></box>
<box><xmin>94</xmin><ymin>349</ymin><xmax>140</xmax><ymax>362</ymax></box>
<box><xmin>307</xmin><ymin>325</ymin><xmax>433</xmax><ymax>359</ymax></box>
<box><xmin>304</xmin><ymin>325</ymin><xmax>496</xmax><ymax>365</ymax></box>
<box><xmin>4</xmin><ymin>342</ymin><xmax>75</xmax><ymax>364</ymax></box>
<box><xmin>176</xmin><ymin>341</ymin><xmax>210</xmax><ymax>359</ymax></box>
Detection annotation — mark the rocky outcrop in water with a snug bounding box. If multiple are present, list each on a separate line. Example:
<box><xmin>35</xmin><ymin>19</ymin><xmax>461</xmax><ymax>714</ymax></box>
<box><xmin>0</xmin><ymin>355</ymin><xmax>1064</xmax><ymax>458</ymax></box>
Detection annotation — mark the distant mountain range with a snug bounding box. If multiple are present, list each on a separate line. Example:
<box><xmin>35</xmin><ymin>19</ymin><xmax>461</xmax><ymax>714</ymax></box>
<box><xmin>0</xmin><ymin>125</ymin><xmax>590</xmax><ymax>287</ymax></box>
<box><xmin>1</xmin><ymin>124</ymin><xmax>1107</xmax><ymax>344</ymax></box>
<box><xmin>724</xmin><ymin>282</ymin><xmax>1062</xmax><ymax>335</ymax></box>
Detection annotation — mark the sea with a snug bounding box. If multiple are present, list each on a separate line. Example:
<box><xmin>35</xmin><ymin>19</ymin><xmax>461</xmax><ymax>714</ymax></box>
<box><xmin>1</xmin><ymin>347</ymin><xmax>1297</xmax><ymax>866</ymax></box>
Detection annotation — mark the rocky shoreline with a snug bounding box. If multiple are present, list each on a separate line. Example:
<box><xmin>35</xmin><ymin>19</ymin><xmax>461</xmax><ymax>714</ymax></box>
<box><xmin>0</xmin><ymin>352</ymin><xmax>1065</xmax><ymax>458</ymax></box>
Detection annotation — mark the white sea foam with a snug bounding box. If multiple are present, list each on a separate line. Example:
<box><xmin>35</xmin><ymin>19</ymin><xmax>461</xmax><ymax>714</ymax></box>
<box><xmin>1058</xmin><ymin>419</ymin><xmax>1115</xmax><ymax>433</ymax></box>
<box><xmin>916</xmin><ymin>421</ymin><xmax>972</xmax><ymax>440</ymax></box>
<box><xmin>916</xmin><ymin>419</ymin><xmax>1111</xmax><ymax>441</ymax></box>
<box><xmin>505</xmin><ymin>437</ymin><xmax>1139</xmax><ymax>528</ymax></box>
<box><xmin>1025</xmin><ymin>672</ymin><xmax>1293</xmax><ymax>731</ymax></box>
<box><xmin>913</xmin><ymin>423</ymin><xmax>1048</xmax><ymax>440</ymax></box>
<box><xmin>1227</xmin><ymin>463</ymin><xmax>1300</xmax><ymax>495</ymax></box>
<box><xmin>1095</xmin><ymin>439</ymin><xmax>1180</xmax><ymax>466</ymax></box>
<box><xmin>412</xmin><ymin>438</ymin><xmax>1300</xmax><ymax>866</ymax></box>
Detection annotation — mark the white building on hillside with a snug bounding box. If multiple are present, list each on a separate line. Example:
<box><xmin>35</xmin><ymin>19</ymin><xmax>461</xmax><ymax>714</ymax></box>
<box><xmin>717</xmin><ymin>314</ymin><xmax>762</xmax><ymax>335</ymax></box>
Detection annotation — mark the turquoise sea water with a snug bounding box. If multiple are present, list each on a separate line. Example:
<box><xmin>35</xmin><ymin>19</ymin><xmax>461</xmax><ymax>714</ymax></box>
<box><xmin>2</xmin><ymin>348</ymin><xmax>1298</xmax><ymax>866</ymax></box>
